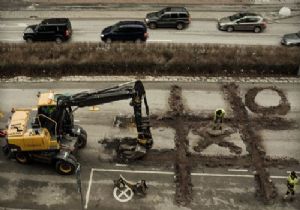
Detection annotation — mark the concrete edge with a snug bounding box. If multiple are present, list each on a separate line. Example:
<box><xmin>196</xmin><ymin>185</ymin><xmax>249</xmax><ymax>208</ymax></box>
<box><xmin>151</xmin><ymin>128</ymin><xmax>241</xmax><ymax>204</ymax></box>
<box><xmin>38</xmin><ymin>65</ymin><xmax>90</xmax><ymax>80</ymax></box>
<box><xmin>0</xmin><ymin>76</ymin><xmax>299</xmax><ymax>84</ymax></box>
<box><xmin>1</xmin><ymin>10</ymin><xmax>300</xmax><ymax>22</ymax></box>
<box><xmin>1</xmin><ymin>15</ymin><xmax>299</xmax><ymax>22</ymax></box>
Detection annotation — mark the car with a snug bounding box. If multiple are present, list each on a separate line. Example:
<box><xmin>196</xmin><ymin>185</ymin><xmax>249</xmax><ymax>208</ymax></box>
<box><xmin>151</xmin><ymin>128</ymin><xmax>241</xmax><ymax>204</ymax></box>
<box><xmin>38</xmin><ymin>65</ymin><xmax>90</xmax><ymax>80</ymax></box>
<box><xmin>145</xmin><ymin>7</ymin><xmax>190</xmax><ymax>30</ymax></box>
<box><xmin>101</xmin><ymin>21</ymin><xmax>148</xmax><ymax>43</ymax></box>
<box><xmin>217</xmin><ymin>12</ymin><xmax>267</xmax><ymax>33</ymax></box>
<box><xmin>23</xmin><ymin>18</ymin><xmax>72</xmax><ymax>43</ymax></box>
<box><xmin>281</xmin><ymin>31</ymin><xmax>300</xmax><ymax>46</ymax></box>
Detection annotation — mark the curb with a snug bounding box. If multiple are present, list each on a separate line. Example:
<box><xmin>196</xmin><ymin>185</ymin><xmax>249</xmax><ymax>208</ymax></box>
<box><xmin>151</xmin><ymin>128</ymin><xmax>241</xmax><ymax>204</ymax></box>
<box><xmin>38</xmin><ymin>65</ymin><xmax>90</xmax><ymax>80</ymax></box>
<box><xmin>1</xmin><ymin>76</ymin><xmax>299</xmax><ymax>84</ymax></box>
<box><xmin>0</xmin><ymin>17</ymin><xmax>218</xmax><ymax>21</ymax></box>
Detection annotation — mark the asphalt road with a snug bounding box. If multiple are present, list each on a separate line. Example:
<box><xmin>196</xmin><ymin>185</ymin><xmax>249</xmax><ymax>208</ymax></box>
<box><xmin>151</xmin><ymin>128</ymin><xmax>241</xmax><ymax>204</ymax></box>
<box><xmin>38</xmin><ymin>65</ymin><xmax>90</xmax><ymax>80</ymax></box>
<box><xmin>0</xmin><ymin>18</ymin><xmax>299</xmax><ymax>45</ymax></box>
<box><xmin>0</xmin><ymin>81</ymin><xmax>299</xmax><ymax>210</ymax></box>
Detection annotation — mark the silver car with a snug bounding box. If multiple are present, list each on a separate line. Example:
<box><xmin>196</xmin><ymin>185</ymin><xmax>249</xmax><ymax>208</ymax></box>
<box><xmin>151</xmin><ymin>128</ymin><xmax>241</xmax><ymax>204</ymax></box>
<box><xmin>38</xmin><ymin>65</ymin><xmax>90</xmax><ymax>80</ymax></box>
<box><xmin>281</xmin><ymin>31</ymin><xmax>300</xmax><ymax>46</ymax></box>
<box><xmin>217</xmin><ymin>12</ymin><xmax>267</xmax><ymax>33</ymax></box>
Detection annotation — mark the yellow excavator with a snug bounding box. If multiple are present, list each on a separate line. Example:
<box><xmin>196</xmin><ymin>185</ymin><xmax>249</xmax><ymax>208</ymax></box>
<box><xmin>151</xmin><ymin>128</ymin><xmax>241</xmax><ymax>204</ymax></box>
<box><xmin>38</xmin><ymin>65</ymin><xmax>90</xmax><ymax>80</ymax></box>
<box><xmin>1</xmin><ymin>81</ymin><xmax>153</xmax><ymax>175</ymax></box>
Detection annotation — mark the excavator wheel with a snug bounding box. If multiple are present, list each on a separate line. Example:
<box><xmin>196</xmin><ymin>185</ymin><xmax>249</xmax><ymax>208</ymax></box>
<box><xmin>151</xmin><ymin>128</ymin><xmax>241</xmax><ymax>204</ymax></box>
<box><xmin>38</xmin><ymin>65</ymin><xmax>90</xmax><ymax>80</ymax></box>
<box><xmin>55</xmin><ymin>156</ymin><xmax>76</xmax><ymax>175</ymax></box>
<box><xmin>15</xmin><ymin>152</ymin><xmax>30</xmax><ymax>164</ymax></box>
<box><xmin>76</xmin><ymin>133</ymin><xmax>87</xmax><ymax>149</ymax></box>
<box><xmin>74</xmin><ymin>125</ymin><xmax>87</xmax><ymax>137</ymax></box>
<box><xmin>2</xmin><ymin>145</ymin><xmax>9</xmax><ymax>156</ymax></box>
<box><xmin>74</xmin><ymin>125</ymin><xmax>87</xmax><ymax>149</ymax></box>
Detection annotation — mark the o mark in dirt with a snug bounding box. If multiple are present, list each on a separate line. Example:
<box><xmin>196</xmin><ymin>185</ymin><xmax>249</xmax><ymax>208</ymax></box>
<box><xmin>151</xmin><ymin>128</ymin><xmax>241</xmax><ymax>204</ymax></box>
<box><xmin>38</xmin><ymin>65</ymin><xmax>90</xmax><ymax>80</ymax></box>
<box><xmin>245</xmin><ymin>87</ymin><xmax>290</xmax><ymax>116</ymax></box>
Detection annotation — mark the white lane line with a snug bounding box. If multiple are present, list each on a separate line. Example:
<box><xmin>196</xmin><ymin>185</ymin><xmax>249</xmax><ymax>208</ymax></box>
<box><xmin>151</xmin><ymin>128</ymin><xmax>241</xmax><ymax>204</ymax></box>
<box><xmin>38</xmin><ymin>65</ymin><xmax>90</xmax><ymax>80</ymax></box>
<box><xmin>93</xmin><ymin>168</ymin><xmax>173</xmax><ymax>175</ymax></box>
<box><xmin>92</xmin><ymin>168</ymin><xmax>287</xmax><ymax>179</ymax></box>
<box><xmin>287</xmin><ymin>171</ymin><xmax>300</xmax><ymax>174</ymax></box>
<box><xmin>191</xmin><ymin>172</ymin><xmax>252</xmax><ymax>178</ymax></box>
<box><xmin>271</xmin><ymin>175</ymin><xmax>288</xmax><ymax>179</ymax></box>
<box><xmin>84</xmin><ymin>168</ymin><xmax>94</xmax><ymax>209</ymax></box>
<box><xmin>0</xmin><ymin>23</ymin><xmax>27</xmax><ymax>27</ymax></box>
<box><xmin>0</xmin><ymin>39</ymin><xmax>22</xmax><ymax>42</ymax></box>
<box><xmin>115</xmin><ymin>164</ymin><xmax>128</xmax><ymax>167</ymax></box>
<box><xmin>84</xmin><ymin>168</ymin><xmax>287</xmax><ymax>208</ymax></box>
<box><xmin>228</xmin><ymin>169</ymin><xmax>248</xmax><ymax>172</ymax></box>
<box><xmin>0</xmin><ymin>31</ymin><xmax>23</xmax><ymax>33</ymax></box>
<box><xmin>147</xmin><ymin>40</ymin><xmax>172</xmax><ymax>42</ymax></box>
<box><xmin>17</xmin><ymin>23</ymin><xmax>28</xmax><ymax>27</ymax></box>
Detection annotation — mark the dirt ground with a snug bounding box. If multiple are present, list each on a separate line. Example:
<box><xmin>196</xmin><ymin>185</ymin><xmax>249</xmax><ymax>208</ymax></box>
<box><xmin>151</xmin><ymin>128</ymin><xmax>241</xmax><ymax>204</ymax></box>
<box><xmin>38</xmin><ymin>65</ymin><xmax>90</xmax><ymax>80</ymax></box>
<box><xmin>223</xmin><ymin>83</ymin><xmax>278</xmax><ymax>203</ymax></box>
<box><xmin>98</xmin><ymin>82</ymin><xmax>299</xmax><ymax>206</ymax></box>
<box><xmin>167</xmin><ymin>85</ymin><xmax>193</xmax><ymax>206</ymax></box>
<box><xmin>245</xmin><ymin>87</ymin><xmax>291</xmax><ymax>116</ymax></box>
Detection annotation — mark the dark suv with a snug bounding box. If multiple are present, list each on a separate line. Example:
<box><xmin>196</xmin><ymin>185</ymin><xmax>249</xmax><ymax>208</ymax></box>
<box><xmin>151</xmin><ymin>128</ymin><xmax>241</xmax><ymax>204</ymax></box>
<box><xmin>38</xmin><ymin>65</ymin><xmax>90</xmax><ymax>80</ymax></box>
<box><xmin>23</xmin><ymin>18</ymin><xmax>72</xmax><ymax>43</ymax></box>
<box><xmin>101</xmin><ymin>21</ymin><xmax>148</xmax><ymax>43</ymax></box>
<box><xmin>145</xmin><ymin>7</ymin><xmax>190</xmax><ymax>30</ymax></box>
<box><xmin>217</xmin><ymin>13</ymin><xmax>267</xmax><ymax>33</ymax></box>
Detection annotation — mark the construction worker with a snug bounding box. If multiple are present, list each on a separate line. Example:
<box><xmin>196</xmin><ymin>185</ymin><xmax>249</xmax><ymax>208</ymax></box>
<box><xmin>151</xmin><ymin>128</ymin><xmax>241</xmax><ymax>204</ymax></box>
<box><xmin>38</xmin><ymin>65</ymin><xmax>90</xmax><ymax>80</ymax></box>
<box><xmin>284</xmin><ymin>171</ymin><xmax>298</xmax><ymax>200</ymax></box>
<box><xmin>213</xmin><ymin>108</ymin><xmax>225</xmax><ymax>130</ymax></box>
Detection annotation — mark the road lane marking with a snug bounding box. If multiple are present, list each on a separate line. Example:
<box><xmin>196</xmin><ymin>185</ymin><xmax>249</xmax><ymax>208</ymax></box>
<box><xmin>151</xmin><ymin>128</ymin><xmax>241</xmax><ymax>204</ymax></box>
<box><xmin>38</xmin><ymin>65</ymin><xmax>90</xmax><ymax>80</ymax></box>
<box><xmin>84</xmin><ymin>168</ymin><xmax>94</xmax><ymax>209</ymax></box>
<box><xmin>93</xmin><ymin>168</ymin><xmax>173</xmax><ymax>174</ymax></box>
<box><xmin>192</xmin><ymin>173</ymin><xmax>253</xmax><ymax>178</ymax></box>
<box><xmin>228</xmin><ymin>169</ymin><xmax>248</xmax><ymax>172</ymax></box>
<box><xmin>115</xmin><ymin>164</ymin><xmax>128</xmax><ymax>167</ymax></box>
<box><xmin>17</xmin><ymin>23</ymin><xmax>28</xmax><ymax>27</ymax></box>
<box><xmin>0</xmin><ymin>23</ymin><xmax>27</xmax><ymax>28</ymax></box>
<box><xmin>287</xmin><ymin>171</ymin><xmax>300</xmax><ymax>174</ymax></box>
<box><xmin>92</xmin><ymin>168</ymin><xmax>287</xmax><ymax>179</ymax></box>
<box><xmin>147</xmin><ymin>40</ymin><xmax>172</xmax><ymax>42</ymax></box>
<box><xmin>0</xmin><ymin>31</ymin><xmax>23</xmax><ymax>33</ymax></box>
<box><xmin>84</xmin><ymin>167</ymin><xmax>287</xmax><ymax>209</ymax></box>
<box><xmin>0</xmin><ymin>39</ymin><xmax>22</xmax><ymax>42</ymax></box>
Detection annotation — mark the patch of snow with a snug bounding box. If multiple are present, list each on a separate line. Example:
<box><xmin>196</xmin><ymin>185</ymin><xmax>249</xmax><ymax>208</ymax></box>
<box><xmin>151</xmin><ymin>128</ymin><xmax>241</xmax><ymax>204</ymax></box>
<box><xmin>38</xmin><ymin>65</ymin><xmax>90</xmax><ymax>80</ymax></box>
<box><xmin>279</xmin><ymin>7</ymin><xmax>291</xmax><ymax>17</ymax></box>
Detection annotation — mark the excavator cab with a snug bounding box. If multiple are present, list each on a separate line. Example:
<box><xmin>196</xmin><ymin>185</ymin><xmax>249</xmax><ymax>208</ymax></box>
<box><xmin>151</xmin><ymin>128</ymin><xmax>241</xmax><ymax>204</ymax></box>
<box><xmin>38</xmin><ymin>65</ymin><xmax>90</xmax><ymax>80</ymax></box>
<box><xmin>5</xmin><ymin>109</ymin><xmax>58</xmax><ymax>159</ymax></box>
<box><xmin>36</xmin><ymin>91</ymin><xmax>85</xmax><ymax>148</ymax></box>
<box><xmin>3</xmin><ymin>108</ymin><xmax>79</xmax><ymax>175</ymax></box>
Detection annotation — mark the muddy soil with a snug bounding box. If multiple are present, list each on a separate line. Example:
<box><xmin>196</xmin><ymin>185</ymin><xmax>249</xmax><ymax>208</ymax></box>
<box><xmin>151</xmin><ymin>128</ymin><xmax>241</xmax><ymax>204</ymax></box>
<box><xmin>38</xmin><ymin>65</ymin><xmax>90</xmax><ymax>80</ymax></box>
<box><xmin>168</xmin><ymin>85</ymin><xmax>193</xmax><ymax>206</ymax></box>
<box><xmin>223</xmin><ymin>83</ymin><xmax>277</xmax><ymax>204</ymax></box>
<box><xmin>99</xmin><ymin>136</ymin><xmax>298</xmax><ymax>169</ymax></box>
<box><xmin>192</xmin><ymin>125</ymin><xmax>242</xmax><ymax>155</ymax></box>
<box><xmin>252</xmin><ymin>117</ymin><xmax>298</xmax><ymax>130</ymax></box>
<box><xmin>245</xmin><ymin>87</ymin><xmax>291</xmax><ymax>116</ymax></box>
<box><xmin>98</xmin><ymin>83</ymin><xmax>299</xmax><ymax>206</ymax></box>
<box><xmin>99</xmin><ymin>137</ymin><xmax>151</xmax><ymax>162</ymax></box>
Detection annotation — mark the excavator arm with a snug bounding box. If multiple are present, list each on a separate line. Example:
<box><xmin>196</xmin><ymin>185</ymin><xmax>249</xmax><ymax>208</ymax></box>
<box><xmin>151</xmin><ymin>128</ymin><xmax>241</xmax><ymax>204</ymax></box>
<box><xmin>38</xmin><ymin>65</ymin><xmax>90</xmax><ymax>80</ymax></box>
<box><xmin>53</xmin><ymin>80</ymin><xmax>152</xmax><ymax>149</ymax></box>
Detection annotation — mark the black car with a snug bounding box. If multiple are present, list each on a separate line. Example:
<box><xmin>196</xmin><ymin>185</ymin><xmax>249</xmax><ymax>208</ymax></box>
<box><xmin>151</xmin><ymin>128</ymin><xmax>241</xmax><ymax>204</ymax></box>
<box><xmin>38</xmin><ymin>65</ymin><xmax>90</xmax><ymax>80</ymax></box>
<box><xmin>281</xmin><ymin>31</ymin><xmax>300</xmax><ymax>46</ymax></box>
<box><xmin>101</xmin><ymin>21</ymin><xmax>148</xmax><ymax>43</ymax></box>
<box><xmin>145</xmin><ymin>7</ymin><xmax>190</xmax><ymax>30</ymax></box>
<box><xmin>217</xmin><ymin>13</ymin><xmax>267</xmax><ymax>33</ymax></box>
<box><xmin>23</xmin><ymin>18</ymin><xmax>72</xmax><ymax>43</ymax></box>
